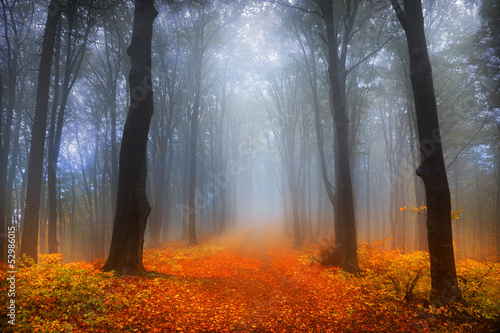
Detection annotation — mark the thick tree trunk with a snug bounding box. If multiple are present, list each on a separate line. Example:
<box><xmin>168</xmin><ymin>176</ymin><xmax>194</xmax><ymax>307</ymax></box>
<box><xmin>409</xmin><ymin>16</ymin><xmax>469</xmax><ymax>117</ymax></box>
<box><xmin>20</xmin><ymin>0</ymin><xmax>61</xmax><ymax>263</ymax></box>
<box><xmin>1</xmin><ymin>2</ymin><xmax>20</xmax><ymax>263</ymax></box>
<box><xmin>320</xmin><ymin>0</ymin><xmax>359</xmax><ymax>273</ymax></box>
<box><xmin>0</xmin><ymin>71</ymin><xmax>4</xmax><ymax>263</ymax></box>
<box><xmin>390</xmin><ymin>0</ymin><xmax>461</xmax><ymax>303</ymax></box>
<box><xmin>103</xmin><ymin>0</ymin><xmax>157</xmax><ymax>275</ymax></box>
<box><xmin>497</xmin><ymin>151</ymin><xmax>500</xmax><ymax>258</ymax></box>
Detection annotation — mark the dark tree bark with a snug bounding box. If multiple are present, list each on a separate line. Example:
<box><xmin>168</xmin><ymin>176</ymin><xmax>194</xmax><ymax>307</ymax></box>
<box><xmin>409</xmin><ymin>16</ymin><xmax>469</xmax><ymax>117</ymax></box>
<box><xmin>0</xmin><ymin>0</ymin><xmax>19</xmax><ymax>263</ymax></box>
<box><xmin>319</xmin><ymin>0</ymin><xmax>359</xmax><ymax>273</ymax></box>
<box><xmin>0</xmin><ymin>71</ymin><xmax>4</xmax><ymax>263</ymax></box>
<box><xmin>103</xmin><ymin>0</ymin><xmax>158</xmax><ymax>275</ymax></box>
<box><xmin>20</xmin><ymin>0</ymin><xmax>61</xmax><ymax>263</ymax></box>
<box><xmin>390</xmin><ymin>0</ymin><xmax>461</xmax><ymax>303</ymax></box>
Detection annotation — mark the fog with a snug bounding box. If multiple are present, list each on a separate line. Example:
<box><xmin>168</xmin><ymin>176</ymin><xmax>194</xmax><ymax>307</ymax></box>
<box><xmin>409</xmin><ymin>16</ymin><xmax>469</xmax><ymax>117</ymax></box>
<box><xmin>0</xmin><ymin>0</ymin><xmax>498</xmax><ymax>264</ymax></box>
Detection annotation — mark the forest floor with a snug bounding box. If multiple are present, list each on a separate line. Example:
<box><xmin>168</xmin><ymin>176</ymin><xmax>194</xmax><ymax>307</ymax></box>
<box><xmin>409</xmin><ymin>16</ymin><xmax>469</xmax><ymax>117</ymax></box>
<box><xmin>1</xmin><ymin>227</ymin><xmax>499</xmax><ymax>332</ymax></box>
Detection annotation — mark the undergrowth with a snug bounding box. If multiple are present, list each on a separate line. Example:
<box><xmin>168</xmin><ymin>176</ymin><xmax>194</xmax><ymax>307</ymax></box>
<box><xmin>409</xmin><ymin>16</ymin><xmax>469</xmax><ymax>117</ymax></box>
<box><xmin>0</xmin><ymin>234</ymin><xmax>498</xmax><ymax>332</ymax></box>
<box><xmin>309</xmin><ymin>237</ymin><xmax>500</xmax><ymax>329</ymax></box>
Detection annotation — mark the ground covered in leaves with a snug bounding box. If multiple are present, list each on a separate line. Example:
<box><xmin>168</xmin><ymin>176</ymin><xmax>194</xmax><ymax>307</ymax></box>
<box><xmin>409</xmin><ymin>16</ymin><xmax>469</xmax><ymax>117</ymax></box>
<box><xmin>1</xmin><ymin>228</ymin><xmax>499</xmax><ymax>332</ymax></box>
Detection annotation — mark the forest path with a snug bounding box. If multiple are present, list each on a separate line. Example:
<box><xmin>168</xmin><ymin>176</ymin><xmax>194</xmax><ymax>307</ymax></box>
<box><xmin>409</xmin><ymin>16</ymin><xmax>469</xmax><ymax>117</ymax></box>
<box><xmin>180</xmin><ymin>227</ymin><xmax>335</xmax><ymax>331</ymax></box>
<box><xmin>143</xmin><ymin>226</ymin><xmax>334</xmax><ymax>330</ymax></box>
<box><xmin>15</xmin><ymin>228</ymin><xmax>497</xmax><ymax>332</ymax></box>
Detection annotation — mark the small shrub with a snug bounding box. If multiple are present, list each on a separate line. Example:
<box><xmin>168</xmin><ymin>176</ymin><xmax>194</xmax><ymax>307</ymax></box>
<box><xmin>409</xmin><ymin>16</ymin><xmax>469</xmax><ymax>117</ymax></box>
<box><xmin>457</xmin><ymin>259</ymin><xmax>500</xmax><ymax>320</ymax></box>
<box><xmin>359</xmin><ymin>240</ymin><xmax>430</xmax><ymax>301</ymax></box>
<box><xmin>16</xmin><ymin>254</ymin><xmax>114</xmax><ymax>332</ymax></box>
<box><xmin>311</xmin><ymin>237</ymin><xmax>344</xmax><ymax>267</ymax></box>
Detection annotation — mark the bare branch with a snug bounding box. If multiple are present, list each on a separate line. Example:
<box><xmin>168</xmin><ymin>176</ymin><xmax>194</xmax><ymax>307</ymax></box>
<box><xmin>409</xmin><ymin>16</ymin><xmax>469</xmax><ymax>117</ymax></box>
<box><xmin>345</xmin><ymin>37</ymin><xmax>392</xmax><ymax>76</ymax></box>
<box><xmin>389</xmin><ymin>0</ymin><xmax>408</xmax><ymax>32</ymax></box>
<box><xmin>267</xmin><ymin>0</ymin><xmax>323</xmax><ymax>19</ymax></box>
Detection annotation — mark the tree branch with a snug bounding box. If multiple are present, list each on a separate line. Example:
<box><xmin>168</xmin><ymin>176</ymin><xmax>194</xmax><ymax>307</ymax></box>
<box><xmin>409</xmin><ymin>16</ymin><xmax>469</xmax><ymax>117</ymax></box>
<box><xmin>269</xmin><ymin>0</ymin><xmax>323</xmax><ymax>19</ymax></box>
<box><xmin>389</xmin><ymin>0</ymin><xmax>408</xmax><ymax>32</ymax></box>
<box><xmin>345</xmin><ymin>37</ymin><xmax>392</xmax><ymax>76</ymax></box>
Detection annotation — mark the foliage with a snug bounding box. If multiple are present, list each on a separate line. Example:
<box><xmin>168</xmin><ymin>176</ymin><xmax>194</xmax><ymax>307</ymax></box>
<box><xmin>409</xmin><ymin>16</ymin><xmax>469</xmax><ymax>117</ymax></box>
<box><xmin>12</xmin><ymin>254</ymin><xmax>114</xmax><ymax>331</ymax></box>
<box><xmin>358</xmin><ymin>239</ymin><xmax>430</xmax><ymax>301</ymax></box>
<box><xmin>456</xmin><ymin>259</ymin><xmax>500</xmax><ymax>321</ymax></box>
<box><xmin>400</xmin><ymin>203</ymin><xmax>463</xmax><ymax>221</ymax></box>
<box><xmin>2</xmin><ymin>230</ymin><xmax>498</xmax><ymax>332</ymax></box>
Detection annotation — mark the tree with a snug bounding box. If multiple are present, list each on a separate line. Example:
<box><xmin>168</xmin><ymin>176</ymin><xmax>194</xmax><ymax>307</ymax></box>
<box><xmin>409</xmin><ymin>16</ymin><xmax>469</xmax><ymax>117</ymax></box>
<box><xmin>103</xmin><ymin>0</ymin><xmax>158</xmax><ymax>275</ymax></box>
<box><xmin>471</xmin><ymin>0</ymin><xmax>500</xmax><ymax>257</ymax></box>
<box><xmin>318</xmin><ymin>0</ymin><xmax>360</xmax><ymax>273</ymax></box>
<box><xmin>20</xmin><ymin>0</ymin><xmax>61</xmax><ymax>263</ymax></box>
<box><xmin>181</xmin><ymin>0</ymin><xmax>241</xmax><ymax>246</ymax></box>
<box><xmin>390</xmin><ymin>0</ymin><xmax>461</xmax><ymax>303</ymax></box>
<box><xmin>47</xmin><ymin>0</ymin><xmax>94</xmax><ymax>254</ymax></box>
<box><xmin>266</xmin><ymin>66</ymin><xmax>310</xmax><ymax>248</ymax></box>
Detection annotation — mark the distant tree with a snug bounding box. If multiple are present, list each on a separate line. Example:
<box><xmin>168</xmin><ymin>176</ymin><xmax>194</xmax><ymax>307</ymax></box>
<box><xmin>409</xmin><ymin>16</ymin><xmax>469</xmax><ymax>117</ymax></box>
<box><xmin>46</xmin><ymin>0</ymin><xmax>94</xmax><ymax>254</ymax></box>
<box><xmin>390</xmin><ymin>0</ymin><xmax>461</xmax><ymax>303</ymax></box>
<box><xmin>20</xmin><ymin>0</ymin><xmax>61</xmax><ymax>263</ymax></box>
<box><xmin>148</xmin><ymin>12</ymin><xmax>187</xmax><ymax>247</ymax></box>
<box><xmin>180</xmin><ymin>0</ymin><xmax>241</xmax><ymax>246</ymax></box>
<box><xmin>103</xmin><ymin>0</ymin><xmax>158</xmax><ymax>275</ymax></box>
<box><xmin>266</xmin><ymin>67</ymin><xmax>310</xmax><ymax>248</ymax></box>
<box><xmin>471</xmin><ymin>0</ymin><xmax>500</xmax><ymax>256</ymax></box>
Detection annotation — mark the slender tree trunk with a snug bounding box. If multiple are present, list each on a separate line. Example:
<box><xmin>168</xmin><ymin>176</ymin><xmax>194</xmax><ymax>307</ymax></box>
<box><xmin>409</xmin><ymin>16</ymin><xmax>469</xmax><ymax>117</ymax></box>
<box><xmin>103</xmin><ymin>14</ymin><xmax>120</xmax><ymax>218</ymax></box>
<box><xmin>187</xmin><ymin>108</ymin><xmax>200</xmax><ymax>246</ymax></box>
<box><xmin>21</xmin><ymin>1</ymin><xmax>61</xmax><ymax>263</ymax></box>
<box><xmin>162</xmin><ymin>141</ymin><xmax>174</xmax><ymax>242</ymax></box>
<box><xmin>181</xmin><ymin>128</ymin><xmax>189</xmax><ymax>241</ymax></box>
<box><xmin>390</xmin><ymin>0</ymin><xmax>461</xmax><ymax>303</ymax></box>
<box><xmin>319</xmin><ymin>0</ymin><xmax>359</xmax><ymax>273</ymax></box>
<box><xmin>70</xmin><ymin>168</ymin><xmax>76</xmax><ymax>259</ymax></box>
<box><xmin>47</xmin><ymin>4</ymin><xmax>89</xmax><ymax>254</ymax></box>
<box><xmin>217</xmin><ymin>93</ymin><xmax>227</xmax><ymax>233</ymax></box>
<box><xmin>187</xmin><ymin>40</ymin><xmax>203</xmax><ymax>246</ymax></box>
<box><xmin>103</xmin><ymin>0</ymin><xmax>158</xmax><ymax>275</ymax></box>
<box><xmin>149</xmin><ymin>136</ymin><xmax>167</xmax><ymax>247</ymax></box>
<box><xmin>364</xmin><ymin>150</ymin><xmax>371</xmax><ymax>243</ymax></box>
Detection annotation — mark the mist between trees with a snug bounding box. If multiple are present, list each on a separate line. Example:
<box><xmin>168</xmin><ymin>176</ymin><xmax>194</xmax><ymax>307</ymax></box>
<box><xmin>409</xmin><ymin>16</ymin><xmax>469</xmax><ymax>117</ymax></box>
<box><xmin>0</xmin><ymin>0</ymin><xmax>498</xmax><ymax>283</ymax></box>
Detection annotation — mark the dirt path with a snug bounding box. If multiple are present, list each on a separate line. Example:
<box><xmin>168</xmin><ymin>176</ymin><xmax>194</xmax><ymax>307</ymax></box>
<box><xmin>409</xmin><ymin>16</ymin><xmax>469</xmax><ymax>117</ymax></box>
<box><xmin>196</xmin><ymin>227</ymin><xmax>327</xmax><ymax>331</ymax></box>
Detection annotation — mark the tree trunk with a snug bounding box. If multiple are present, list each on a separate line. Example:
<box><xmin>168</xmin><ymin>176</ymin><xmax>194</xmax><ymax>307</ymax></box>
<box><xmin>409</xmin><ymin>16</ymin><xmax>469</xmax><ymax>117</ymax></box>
<box><xmin>319</xmin><ymin>0</ymin><xmax>359</xmax><ymax>273</ymax></box>
<box><xmin>0</xmin><ymin>71</ymin><xmax>4</xmax><ymax>263</ymax></box>
<box><xmin>47</xmin><ymin>2</ymin><xmax>89</xmax><ymax>254</ymax></box>
<box><xmin>149</xmin><ymin>136</ymin><xmax>167</xmax><ymax>247</ymax></box>
<box><xmin>103</xmin><ymin>0</ymin><xmax>158</xmax><ymax>275</ymax></box>
<box><xmin>187</xmin><ymin>30</ymin><xmax>204</xmax><ymax>246</ymax></box>
<box><xmin>21</xmin><ymin>0</ymin><xmax>61</xmax><ymax>263</ymax></box>
<box><xmin>390</xmin><ymin>0</ymin><xmax>461</xmax><ymax>303</ymax></box>
<box><xmin>497</xmin><ymin>149</ymin><xmax>500</xmax><ymax>258</ymax></box>
<box><xmin>162</xmin><ymin>141</ymin><xmax>174</xmax><ymax>242</ymax></box>
<box><xmin>46</xmin><ymin>16</ymin><xmax>61</xmax><ymax>255</ymax></box>
<box><xmin>187</xmin><ymin>104</ymin><xmax>200</xmax><ymax>246</ymax></box>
